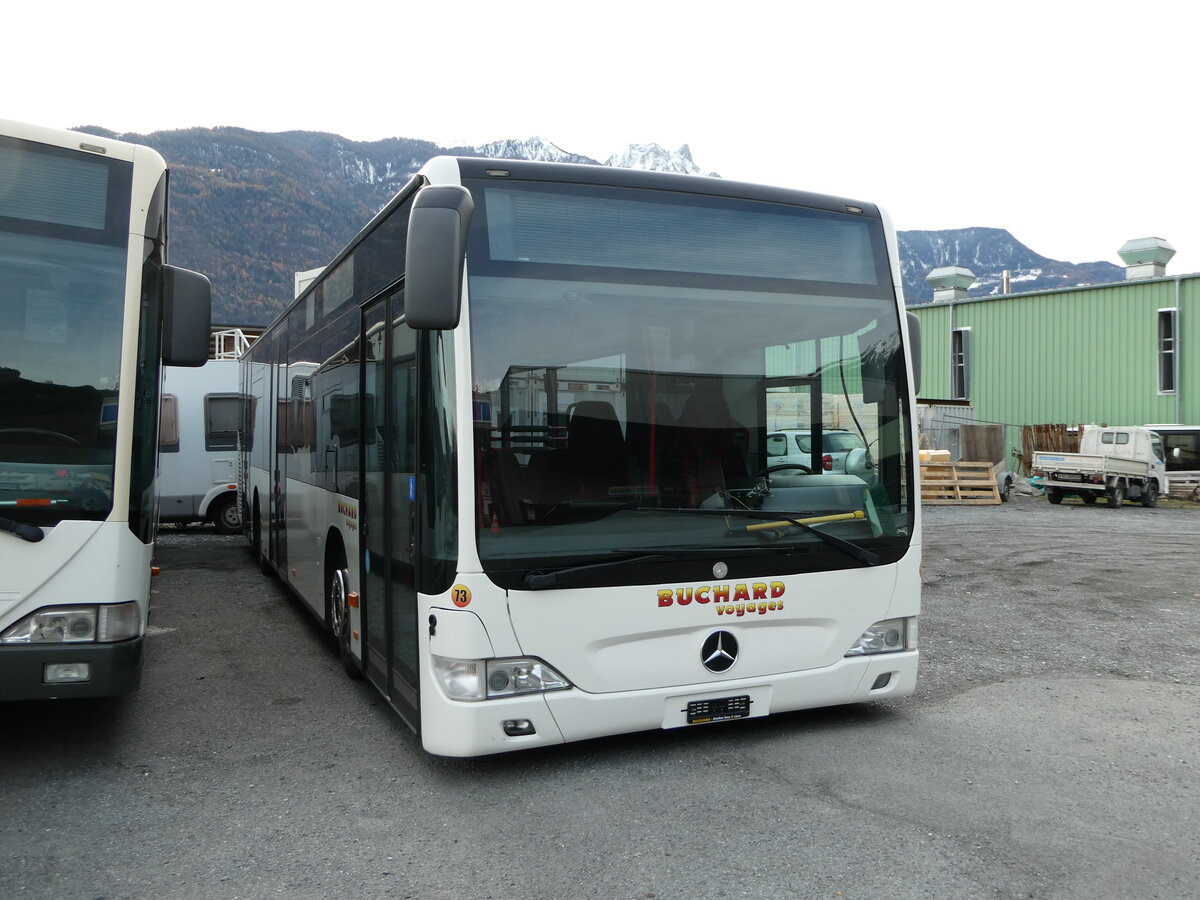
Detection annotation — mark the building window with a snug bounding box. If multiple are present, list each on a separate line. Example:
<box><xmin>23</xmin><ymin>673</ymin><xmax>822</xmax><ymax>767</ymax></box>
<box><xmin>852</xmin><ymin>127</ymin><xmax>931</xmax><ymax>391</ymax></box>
<box><xmin>1158</xmin><ymin>308</ymin><xmax>1177</xmax><ymax>394</ymax></box>
<box><xmin>951</xmin><ymin>328</ymin><xmax>971</xmax><ymax>400</ymax></box>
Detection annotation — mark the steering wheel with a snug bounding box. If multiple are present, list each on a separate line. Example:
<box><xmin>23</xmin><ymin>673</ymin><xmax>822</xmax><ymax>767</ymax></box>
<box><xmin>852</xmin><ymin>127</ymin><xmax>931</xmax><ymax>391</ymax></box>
<box><xmin>755</xmin><ymin>463</ymin><xmax>813</xmax><ymax>476</ymax></box>
<box><xmin>0</xmin><ymin>427</ymin><xmax>82</xmax><ymax>447</ymax></box>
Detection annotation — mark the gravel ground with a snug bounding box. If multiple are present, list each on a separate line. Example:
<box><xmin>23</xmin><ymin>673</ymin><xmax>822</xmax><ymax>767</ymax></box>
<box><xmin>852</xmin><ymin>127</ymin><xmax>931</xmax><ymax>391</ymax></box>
<box><xmin>2</xmin><ymin>498</ymin><xmax>1197</xmax><ymax>900</ymax></box>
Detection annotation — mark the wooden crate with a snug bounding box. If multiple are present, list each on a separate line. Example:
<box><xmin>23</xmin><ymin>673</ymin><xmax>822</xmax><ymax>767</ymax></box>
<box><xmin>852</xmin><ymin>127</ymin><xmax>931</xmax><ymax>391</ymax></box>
<box><xmin>920</xmin><ymin>461</ymin><xmax>1001</xmax><ymax>505</ymax></box>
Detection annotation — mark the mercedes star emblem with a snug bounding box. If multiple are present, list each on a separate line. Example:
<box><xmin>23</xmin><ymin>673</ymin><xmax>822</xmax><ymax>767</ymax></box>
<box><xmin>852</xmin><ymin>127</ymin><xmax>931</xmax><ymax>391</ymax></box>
<box><xmin>701</xmin><ymin>630</ymin><xmax>738</xmax><ymax>673</ymax></box>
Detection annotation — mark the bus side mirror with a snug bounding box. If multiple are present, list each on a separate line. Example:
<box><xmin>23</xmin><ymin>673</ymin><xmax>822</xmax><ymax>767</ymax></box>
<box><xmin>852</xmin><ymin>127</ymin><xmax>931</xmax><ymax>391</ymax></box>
<box><xmin>162</xmin><ymin>265</ymin><xmax>212</xmax><ymax>367</ymax></box>
<box><xmin>906</xmin><ymin>312</ymin><xmax>921</xmax><ymax>395</ymax></box>
<box><xmin>405</xmin><ymin>185</ymin><xmax>474</xmax><ymax>330</ymax></box>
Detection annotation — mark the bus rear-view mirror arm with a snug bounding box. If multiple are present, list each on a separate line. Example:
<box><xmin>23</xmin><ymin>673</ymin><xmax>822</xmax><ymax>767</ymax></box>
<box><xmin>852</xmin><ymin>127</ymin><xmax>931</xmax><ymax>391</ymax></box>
<box><xmin>404</xmin><ymin>185</ymin><xmax>474</xmax><ymax>330</ymax></box>
<box><xmin>162</xmin><ymin>265</ymin><xmax>212</xmax><ymax>366</ymax></box>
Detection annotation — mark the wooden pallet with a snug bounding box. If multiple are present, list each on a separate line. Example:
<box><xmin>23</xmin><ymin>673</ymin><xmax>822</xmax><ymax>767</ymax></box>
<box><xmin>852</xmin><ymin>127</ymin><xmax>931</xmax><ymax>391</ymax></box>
<box><xmin>920</xmin><ymin>461</ymin><xmax>1001</xmax><ymax>505</ymax></box>
<box><xmin>1167</xmin><ymin>473</ymin><xmax>1200</xmax><ymax>500</ymax></box>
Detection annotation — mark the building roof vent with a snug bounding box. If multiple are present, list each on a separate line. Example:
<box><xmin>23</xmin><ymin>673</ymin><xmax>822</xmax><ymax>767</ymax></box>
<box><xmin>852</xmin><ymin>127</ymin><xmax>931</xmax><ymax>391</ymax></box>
<box><xmin>926</xmin><ymin>266</ymin><xmax>976</xmax><ymax>302</ymax></box>
<box><xmin>1118</xmin><ymin>237</ymin><xmax>1175</xmax><ymax>280</ymax></box>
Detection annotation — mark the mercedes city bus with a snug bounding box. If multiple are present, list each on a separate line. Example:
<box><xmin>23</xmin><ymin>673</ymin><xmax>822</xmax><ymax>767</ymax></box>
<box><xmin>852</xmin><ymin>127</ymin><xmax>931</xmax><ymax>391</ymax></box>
<box><xmin>0</xmin><ymin>120</ymin><xmax>210</xmax><ymax>700</ymax></box>
<box><xmin>241</xmin><ymin>156</ymin><xmax>921</xmax><ymax>756</ymax></box>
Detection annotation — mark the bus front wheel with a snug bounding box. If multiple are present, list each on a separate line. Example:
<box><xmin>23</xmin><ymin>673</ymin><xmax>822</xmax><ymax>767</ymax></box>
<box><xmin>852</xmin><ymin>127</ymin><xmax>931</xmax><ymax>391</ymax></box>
<box><xmin>327</xmin><ymin>558</ymin><xmax>364</xmax><ymax>680</ymax></box>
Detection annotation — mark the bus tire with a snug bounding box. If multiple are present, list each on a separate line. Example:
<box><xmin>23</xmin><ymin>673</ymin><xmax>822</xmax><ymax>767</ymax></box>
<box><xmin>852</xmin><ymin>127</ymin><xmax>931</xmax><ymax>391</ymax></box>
<box><xmin>327</xmin><ymin>551</ymin><xmax>364</xmax><ymax>680</ymax></box>
<box><xmin>209</xmin><ymin>493</ymin><xmax>242</xmax><ymax>534</ymax></box>
<box><xmin>253</xmin><ymin>496</ymin><xmax>271</xmax><ymax>574</ymax></box>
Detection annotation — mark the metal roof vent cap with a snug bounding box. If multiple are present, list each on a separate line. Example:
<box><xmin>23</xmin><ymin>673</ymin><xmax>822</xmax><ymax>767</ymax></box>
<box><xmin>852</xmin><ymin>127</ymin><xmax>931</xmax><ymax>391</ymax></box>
<box><xmin>926</xmin><ymin>266</ymin><xmax>976</xmax><ymax>302</ymax></box>
<box><xmin>1118</xmin><ymin>237</ymin><xmax>1175</xmax><ymax>280</ymax></box>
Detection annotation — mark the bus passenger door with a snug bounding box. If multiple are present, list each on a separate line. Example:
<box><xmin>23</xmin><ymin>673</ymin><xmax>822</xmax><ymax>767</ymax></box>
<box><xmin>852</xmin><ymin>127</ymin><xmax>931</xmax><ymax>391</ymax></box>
<box><xmin>388</xmin><ymin>312</ymin><xmax>419</xmax><ymax>716</ymax></box>
<box><xmin>269</xmin><ymin>332</ymin><xmax>288</xmax><ymax>574</ymax></box>
<box><xmin>360</xmin><ymin>296</ymin><xmax>420</xmax><ymax>725</ymax></box>
<box><xmin>362</xmin><ymin>302</ymin><xmax>389</xmax><ymax>690</ymax></box>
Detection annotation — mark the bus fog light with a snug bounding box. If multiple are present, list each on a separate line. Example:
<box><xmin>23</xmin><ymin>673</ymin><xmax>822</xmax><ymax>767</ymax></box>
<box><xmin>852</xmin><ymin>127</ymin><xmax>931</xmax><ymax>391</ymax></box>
<box><xmin>503</xmin><ymin>719</ymin><xmax>536</xmax><ymax>736</ymax></box>
<box><xmin>98</xmin><ymin>603</ymin><xmax>141</xmax><ymax>642</ymax></box>
<box><xmin>432</xmin><ymin>656</ymin><xmax>485</xmax><ymax>701</ymax></box>
<box><xmin>485</xmin><ymin>658</ymin><xmax>571</xmax><ymax>698</ymax></box>
<box><xmin>845</xmin><ymin>617</ymin><xmax>911</xmax><ymax>656</ymax></box>
<box><xmin>0</xmin><ymin>607</ymin><xmax>97</xmax><ymax>644</ymax></box>
<box><xmin>45</xmin><ymin>663</ymin><xmax>92</xmax><ymax>684</ymax></box>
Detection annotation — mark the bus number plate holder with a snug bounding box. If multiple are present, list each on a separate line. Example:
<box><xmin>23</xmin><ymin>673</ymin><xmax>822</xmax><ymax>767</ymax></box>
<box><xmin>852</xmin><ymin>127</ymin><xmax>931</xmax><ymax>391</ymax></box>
<box><xmin>686</xmin><ymin>695</ymin><xmax>751</xmax><ymax>724</ymax></box>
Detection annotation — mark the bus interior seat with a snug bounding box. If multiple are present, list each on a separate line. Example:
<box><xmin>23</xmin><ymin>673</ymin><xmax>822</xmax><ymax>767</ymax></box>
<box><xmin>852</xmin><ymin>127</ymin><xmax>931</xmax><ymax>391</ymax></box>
<box><xmin>566</xmin><ymin>400</ymin><xmax>628</xmax><ymax>498</ymax></box>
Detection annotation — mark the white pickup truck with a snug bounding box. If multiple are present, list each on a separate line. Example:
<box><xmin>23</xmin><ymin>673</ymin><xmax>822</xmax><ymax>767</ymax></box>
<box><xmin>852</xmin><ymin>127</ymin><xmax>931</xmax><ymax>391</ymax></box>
<box><xmin>1032</xmin><ymin>425</ymin><xmax>1168</xmax><ymax>508</ymax></box>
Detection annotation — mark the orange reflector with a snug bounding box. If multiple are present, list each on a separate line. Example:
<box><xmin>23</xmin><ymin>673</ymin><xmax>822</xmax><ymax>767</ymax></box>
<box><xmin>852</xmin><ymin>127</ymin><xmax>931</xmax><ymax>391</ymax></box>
<box><xmin>151</xmin><ymin>566</ymin><xmax>161</xmax><ymax>577</ymax></box>
<box><xmin>352</xmin><ymin>630</ymin><xmax>359</xmax><ymax>641</ymax></box>
<box><xmin>226</xmin><ymin>484</ymin><xmax>236</xmax><ymax>489</ymax></box>
<box><xmin>16</xmin><ymin>498</ymin><xmax>52</xmax><ymax>506</ymax></box>
<box><xmin>347</xmin><ymin>591</ymin><xmax>359</xmax><ymax>609</ymax></box>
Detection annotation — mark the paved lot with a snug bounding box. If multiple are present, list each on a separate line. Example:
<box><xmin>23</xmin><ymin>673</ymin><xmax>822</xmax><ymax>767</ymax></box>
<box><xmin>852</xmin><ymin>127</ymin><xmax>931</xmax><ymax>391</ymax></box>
<box><xmin>2</xmin><ymin>495</ymin><xmax>1198</xmax><ymax>899</ymax></box>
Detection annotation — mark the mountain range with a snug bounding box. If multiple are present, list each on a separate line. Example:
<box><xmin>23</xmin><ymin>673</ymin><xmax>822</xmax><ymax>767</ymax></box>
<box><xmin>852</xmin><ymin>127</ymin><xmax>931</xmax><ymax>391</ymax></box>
<box><xmin>76</xmin><ymin>126</ymin><xmax>1125</xmax><ymax>324</ymax></box>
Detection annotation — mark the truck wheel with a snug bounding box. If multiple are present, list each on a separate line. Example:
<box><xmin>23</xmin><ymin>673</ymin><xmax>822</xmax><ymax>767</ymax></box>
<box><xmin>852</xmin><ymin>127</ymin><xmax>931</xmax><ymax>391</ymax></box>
<box><xmin>1106</xmin><ymin>483</ymin><xmax>1126</xmax><ymax>508</ymax></box>
<box><xmin>998</xmin><ymin>477</ymin><xmax>1011</xmax><ymax>502</ymax></box>
<box><xmin>1141</xmin><ymin>483</ymin><xmax>1158</xmax><ymax>508</ymax></box>
<box><xmin>1046</xmin><ymin>487</ymin><xmax>1064</xmax><ymax>505</ymax></box>
<box><xmin>209</xmin><ymin>494</ymin><xmax>242</xmax><ymax>534</ymax></box>
<box><xmin>1081</xmin><ymin>493</ymin><xmax>1097</xmax><ymax>504</ymax></box>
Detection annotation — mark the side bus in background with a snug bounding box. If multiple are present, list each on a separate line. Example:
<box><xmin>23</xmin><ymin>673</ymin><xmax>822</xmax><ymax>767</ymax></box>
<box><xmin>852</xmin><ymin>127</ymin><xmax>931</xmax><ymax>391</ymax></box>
<box><xmin>0</xmin><ymin>119</ymin><xmax>211</xmax><ymax>701</ymax></box>
<box><xmin>159</xmin><ymin>329</ymin><xmax>255</xmax><ymax>534</ymax></box>
<box><xmin>241</xmin><ymin>156</ymin><xmax>921</xmax><ymax>756</ymax></box>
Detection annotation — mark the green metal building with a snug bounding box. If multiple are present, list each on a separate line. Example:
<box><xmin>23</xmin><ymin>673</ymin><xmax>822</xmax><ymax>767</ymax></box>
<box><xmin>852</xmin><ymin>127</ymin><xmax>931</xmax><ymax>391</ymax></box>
<box><xmin>909</xmin><ymin>243</ymin><xmax>1198</xmax><ymax>473</ymax></box>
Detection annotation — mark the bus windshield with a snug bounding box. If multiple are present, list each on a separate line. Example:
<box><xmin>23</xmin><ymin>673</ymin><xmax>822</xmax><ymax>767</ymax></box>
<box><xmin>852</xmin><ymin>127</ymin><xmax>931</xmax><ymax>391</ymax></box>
<box><xmin>466</xmin><ymin>179</ymin><xmax>913</xmax><ymax>587</ymax></box>
<box><xmin>0</xmin><ymin>137</ymin><xmax>132</xmax><ymax>525</ymax></box>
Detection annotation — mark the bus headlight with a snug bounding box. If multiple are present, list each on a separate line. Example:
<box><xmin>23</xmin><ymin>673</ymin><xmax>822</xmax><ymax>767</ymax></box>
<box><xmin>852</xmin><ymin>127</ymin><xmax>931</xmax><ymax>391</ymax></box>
<box><xmin>433</xmin><ymin>655</ymin><xmax>571</xmax><ymax>701</ymax></box>
<box><xmin>485</xmin><ymin>659</ymin><xmax>570</xmax><ymax>698</ymax></box>
<box><xmin>433</xmin><ymin>657</ymin><xmax>485</xmax><ymax>700</ymax></box>
<box><xmin>98</xmin><ymin>603</ymin><xmax>142</xmax><ymax>642</ymax></box>
<box><xmin>0</xmin><ymin>603</ymin><xmax>142</xmax><ymax>644</ymax></box>
<box><xmin>844</xmin><ymin>617</ymin><xmax>914</xmax><ymax>656</ymax></box>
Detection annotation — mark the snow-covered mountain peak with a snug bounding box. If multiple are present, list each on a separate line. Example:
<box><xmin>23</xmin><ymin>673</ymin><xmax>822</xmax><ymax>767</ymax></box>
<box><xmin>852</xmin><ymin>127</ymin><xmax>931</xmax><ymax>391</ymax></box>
<box><xmin>604</xmin><ymin>143</ymin><xmax>719</xmax><ymax>177</ymax></box>
<box><xmin>474</xmin><ymin>136</ymin><xmax>593</xmax><ymax>165</ymax></box>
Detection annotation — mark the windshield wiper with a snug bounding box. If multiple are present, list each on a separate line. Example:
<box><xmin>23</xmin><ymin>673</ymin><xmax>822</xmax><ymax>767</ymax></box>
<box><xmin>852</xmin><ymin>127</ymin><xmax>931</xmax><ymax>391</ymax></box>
<box><xmin>655</xmin><ymin>507</ymin><xmax>881</xmax><ymax>567</ymax></box>
<box><xmin>0</xmin><ymin>515</ymin><xmax>44</xmax><ymax>543</ymax></box>
<box><xmin>523</xmin><ymin>545</ymin><xmax>782</xmax><ymax>591</ymax></box>
<box><xmin>524</xmin><ymin>552</ymin><xmax>674</xmax><ymax>590</ymax></box>
<box><xmin>522</xmin><ymin>538</ymin><xmax>852</xmax><ymax>590</ymax></box>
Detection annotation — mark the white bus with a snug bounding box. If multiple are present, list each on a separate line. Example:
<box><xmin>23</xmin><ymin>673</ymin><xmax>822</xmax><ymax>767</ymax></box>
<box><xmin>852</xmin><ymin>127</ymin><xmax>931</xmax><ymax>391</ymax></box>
<box><xmin>0</xmin><ymin>120</ymin><xmax>210</xmax><ymax>700</ymax></box>
<box><xmin>160</xmin><ymin>329</ymin><xmax>255</xmax><ymax>534</ymax></box>
<box><xmin>242</xmin><ymin>156</ymin><xmax>921</xmax><ymax>756</ymax></box>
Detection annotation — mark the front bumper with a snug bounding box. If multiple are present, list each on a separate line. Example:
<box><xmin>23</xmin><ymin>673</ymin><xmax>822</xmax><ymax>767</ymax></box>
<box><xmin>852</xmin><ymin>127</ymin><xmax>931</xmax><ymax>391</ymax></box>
<box><xmin>0</xmin><ymin>637</ymin><xmax>144</xmax><ymax>701</ymax></box>
<box><xmin>420</xmin><ymin>650</ymin><xmax>917</xmax><ymax>757</ymax></box>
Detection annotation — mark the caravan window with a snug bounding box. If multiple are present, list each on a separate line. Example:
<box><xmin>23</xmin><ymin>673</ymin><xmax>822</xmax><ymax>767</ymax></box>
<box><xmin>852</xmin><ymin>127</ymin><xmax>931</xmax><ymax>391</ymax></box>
<box><xmin>160</xmin><ymin>394</ymin><xmax>179</xmax><ymax>452</ymax></box>
<box><xmin>205</xmin><ymin>394</ymin><xmax>244</xmax><ymax>451</ymax></box>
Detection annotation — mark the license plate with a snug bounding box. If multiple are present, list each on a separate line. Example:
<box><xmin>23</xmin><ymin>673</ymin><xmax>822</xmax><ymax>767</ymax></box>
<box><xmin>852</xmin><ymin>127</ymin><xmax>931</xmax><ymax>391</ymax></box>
<box><xmin>685</xmin><ymin>695</ymin><xmax>752</xmax><ymax>724</ymax></box>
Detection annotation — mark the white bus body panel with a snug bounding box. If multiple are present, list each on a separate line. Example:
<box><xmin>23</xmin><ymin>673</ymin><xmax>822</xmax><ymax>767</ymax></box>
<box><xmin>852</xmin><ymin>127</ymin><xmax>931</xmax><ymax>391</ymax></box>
<box><xmin>0</xmin><ymin>521</ymin><xmax>152</xmax><ymax>625</ymax></box>
<box><xmin>420</xmin><ymin>550</ymin><xmax>920</xmax><ymax>757</ymax></box>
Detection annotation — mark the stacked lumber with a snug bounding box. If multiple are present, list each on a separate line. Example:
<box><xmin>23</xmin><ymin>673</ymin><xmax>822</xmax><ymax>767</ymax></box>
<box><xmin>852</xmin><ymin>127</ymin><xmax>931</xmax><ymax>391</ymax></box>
<box><xmin>920</xmin><ymin>461</ymin><xmax>1001</xmax><ymax>505</ymax></box>
<box><xmin>1167</xmin><ymin>473</ymin><xmax>1200</xmax><ymax>500</ymax></box>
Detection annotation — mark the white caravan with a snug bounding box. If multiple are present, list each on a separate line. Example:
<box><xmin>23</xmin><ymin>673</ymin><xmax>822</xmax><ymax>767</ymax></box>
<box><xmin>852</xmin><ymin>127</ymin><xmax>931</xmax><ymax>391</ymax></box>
<box><xmin>159</xmin><ymin>351</ymin><xmax>247</xmax><ymax>534</ymax></box>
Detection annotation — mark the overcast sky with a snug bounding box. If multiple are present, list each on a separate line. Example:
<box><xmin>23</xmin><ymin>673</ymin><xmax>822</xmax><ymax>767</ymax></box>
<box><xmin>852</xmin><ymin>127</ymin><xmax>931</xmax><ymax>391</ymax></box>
<box><xmin>10</xmin><ymin>1</ymin><xmax>1198</xmax><ymax>273</ymax></box>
